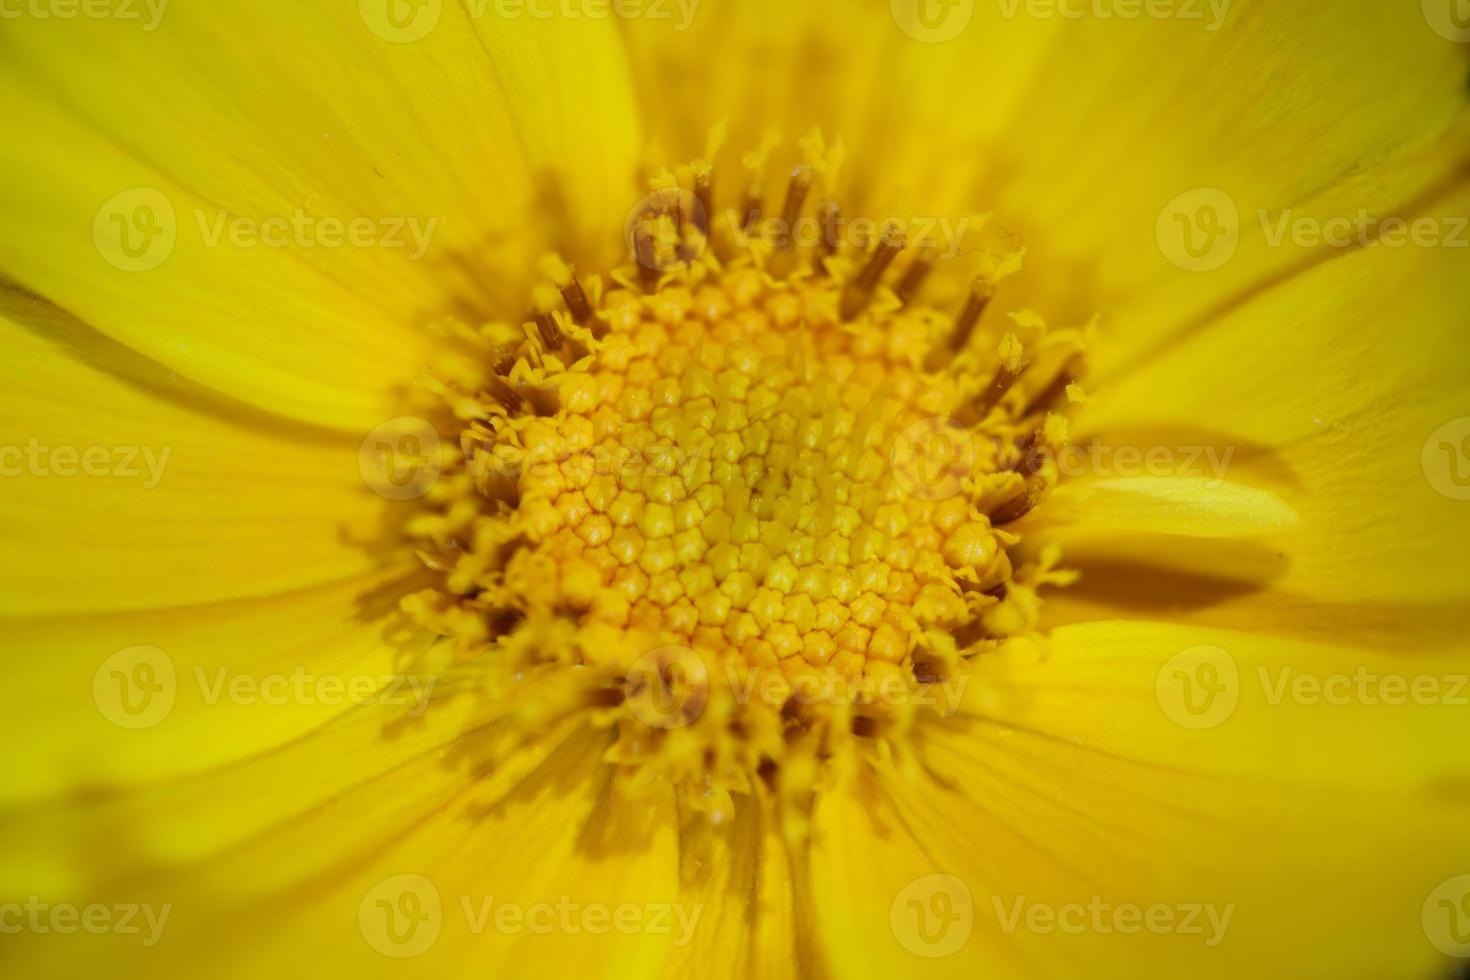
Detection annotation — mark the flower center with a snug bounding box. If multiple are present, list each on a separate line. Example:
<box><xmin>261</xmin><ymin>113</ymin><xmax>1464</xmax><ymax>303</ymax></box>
<box><xmin>401</xmin><ymin>137</ymin><xmax>1086</xmax><ymax>820</ymax></box>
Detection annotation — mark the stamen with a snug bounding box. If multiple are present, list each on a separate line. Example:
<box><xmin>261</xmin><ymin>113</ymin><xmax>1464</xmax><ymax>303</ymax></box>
<box><xmin>839</xmin><ymin>223</ymin><xmax>905</xmax><ymax>320</ymax></box>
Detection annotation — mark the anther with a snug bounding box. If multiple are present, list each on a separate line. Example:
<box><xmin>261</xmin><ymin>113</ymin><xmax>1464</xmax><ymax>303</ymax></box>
<box><xmin>896</xmin><ymin>251</ymin><xmax>933</xmax><ymax>305</ymax></box>
<box><xmin>485</xmin><ymin>376</ymin><xmax>523</xmax><ymax>413</ymax></box>
<box><xmin>947</xmin><ymin>277</ymin><xmax>993</xmax><ymax>352</ymax></box>
<box><xmin>839</xmin><ymin>223</ymin><xmax>906</xmax><ymax>320</ymax></box>
<box><xmin>975</xmin><ymin>334</ymin><xmax>1027</xmax><ymax>414</ymax></box>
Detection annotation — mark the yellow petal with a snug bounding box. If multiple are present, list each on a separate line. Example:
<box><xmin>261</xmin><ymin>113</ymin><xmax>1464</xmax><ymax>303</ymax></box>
<box><xmin>0</xmin><ymin>2</ymin><xmax>642</xmax><ymax>428</ymax></box>
<box><xmin>0</xmin><ymin>295</ymin><xmax>409</xmax><ymax>614</ymax></box>
<box><xmin>1066</xmin><ymin>179</ymin><xmax>1470</xmax><ymax>648</ymax></box>
<box><xmin>812</xmin><ymin>619</ymin><xmax>1470</xmax><ymax>978</ymax></box>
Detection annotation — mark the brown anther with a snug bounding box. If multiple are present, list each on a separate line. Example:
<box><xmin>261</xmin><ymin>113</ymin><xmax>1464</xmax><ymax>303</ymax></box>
<box><xmin>559</xmin><ymin>274</ymin><xmax>592</xmax><ymax>324</ymax></box>
<box><xmin>976</xmin><ymin>358</ymin><xmax>1027</xmax><ymax>414</ymax></box>
<box><xmin>533</xmin><ymin>311</ymin><xmax>564</xmax><ymax>353</ymax></box>
<box><xmin>1011</xmin><ymin>428</ymin><xmax>1048</xmax><ymax>477</ymax></box>
<box><xmin>742</xmin><ymin>183</ymin><xmax>763</xmax><ymax>234</ymax></box>
<box><xmin>896</xmin><ymin>253</ymin><xmax>933</xmax><ymax>305</ymax></box>
<box><xmin>839</xmin><ymin>224</ymin><xmax>906</xmax><ymax>320</ymax></box>
<box><xmin>693</xmin><ymin>169</ymin><xmax>715</xmax><ymax>235</ymax></box>
<box><xmin>815</xmin><ymin>199</ymin><xmax>843</xmax><ymax>270</ymax></box>
<box><xmin>778</xmin><ymin>165</ymin><xmax>813</xmax><ymax>240</ymax></box>
<box><xmin>991</xmin><ymin>481</ymin><xmax>1044</xmax><ymax>525</ymax></box>
<box><xmin>486</xmin><ymin>376</ymin><xmax>523</xmax><ymax>413</ymax></box>
<box><xmin>1024</xmin><ymin>360</ymin><xmax>1081</xmax><ymax>416</ymax></box>
<box><xmin>948</xmin><ymin>278</ymin><xmax>993</xmax><ymax>352</ymax></box>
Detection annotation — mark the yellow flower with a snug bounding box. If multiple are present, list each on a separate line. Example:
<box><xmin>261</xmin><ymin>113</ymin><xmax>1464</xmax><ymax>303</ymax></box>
<box><xmin>2</xmin><ymin>2</ymin><xmax>1468</xmax><ymax>978</ymax></box>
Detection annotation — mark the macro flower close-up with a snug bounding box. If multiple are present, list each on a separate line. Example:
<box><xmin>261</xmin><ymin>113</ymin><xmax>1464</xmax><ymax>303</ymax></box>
<box><xmin>3</xmin><ymin>1</ymin><xmax>1470</xmax><ymax>977</ymax></box>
